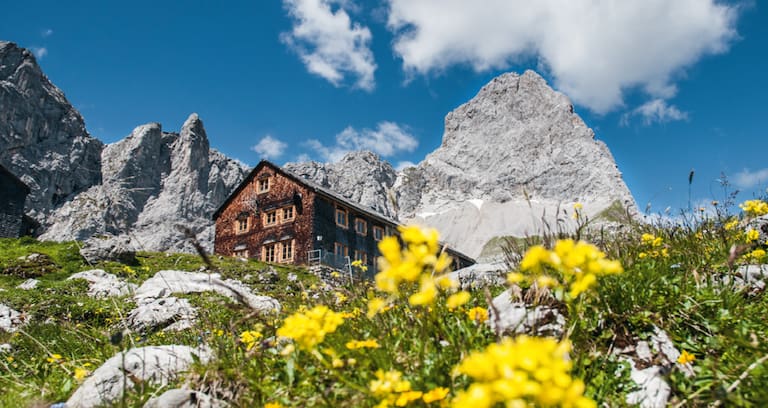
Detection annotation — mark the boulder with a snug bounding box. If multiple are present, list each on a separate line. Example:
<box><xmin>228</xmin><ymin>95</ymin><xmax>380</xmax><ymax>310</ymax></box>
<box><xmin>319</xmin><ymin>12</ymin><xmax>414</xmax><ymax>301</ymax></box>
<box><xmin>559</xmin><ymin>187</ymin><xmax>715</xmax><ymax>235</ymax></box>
<box><xmin>126</xmin><ymin>297</ymin><xmax>197</xmax><ymax>333</ymax></box>
<box><xmin>143</xmin><ymin>389</ymin><xmax>228</xmax><ymax>408</ymax></box>
<box><xmin>67</xmin><ymin>269</ymin><xmax>137</xmax><ymax>298</ymax></box>
<box><xmin>16</xmin><ymin>278</ymin><xmax>39</xmax><ymax>290</ymax></box>
<box><xmin>488</xmin><ymin>289</ymin><xmax>565</xmax><ymax>337</ymax></box>
<box><xmin>79</xmin><ymin>235</ymin><xmax>136</xmax><ymax>264</ymax></box>
<box><xmin>445</xmin><ymin>262</ymin><xmax>507</xmax><ymax>290</ymax></box>
<box><xmin>0</xmin><ymin>304</ymin><xmax>25</xmax><ymax>332</ymax></box>
<box><xmin>66</xmin><ymin>345</ymin><xmax>212</xmax><ymax>408</ymax></box>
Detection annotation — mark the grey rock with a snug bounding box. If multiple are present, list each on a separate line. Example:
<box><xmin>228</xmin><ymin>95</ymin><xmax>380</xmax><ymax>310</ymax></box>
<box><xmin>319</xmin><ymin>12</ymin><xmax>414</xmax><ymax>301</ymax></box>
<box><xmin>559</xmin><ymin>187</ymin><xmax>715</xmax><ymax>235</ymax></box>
<box><xmin>79</xmin><ymin>235</ymin><xmax>136</xmax><ymax>264</ymax></box>
<box><xmin>65</xmin><ymin>345</ymin><xmax>212</xmax><ymax>408</ymax></box>
<box><xmin>143</xmin><ymin>389</ymin><xmax>228</xmax><ymax>408</ymax></box>
<box><xmin>746</xmin><ymin>215</ymin><xmax>768</xmax><ymax>246</ymax></box>
<box><xmin>16</xmin><ymin>278</ymin><xmax>39</xmax><ymax>290</ymax></box>
<box><xmin>728</xmin><ymin>264</ymin><xmax>768</xmax><ymax>294</ymax></box>
<box><xmin>0</xmin><ymin>343</ymin><xmax>11</xmax><ymax>353</ymax></box>
<box><xmin>285</xmin><ymin>151</ymin><xmax>399</xmax><ymax>218</ymax></box>
<box><xmin>67</xmin><ymin>269</ymin><xmax>137</xmax><ymax>298</ymax></box>
<box><xmin>0</xmin><ymin>303</ymin><xmax>25</xmax><ymax>332</ymax></box>
<box><xmin>488</xmin><ymin>289</ymin><xmax>565</xmax><ymax>337</ymax></box>
<box><xmin>446</xmin><ymin>262</ymin><xmax>507</xmax><ymax>290</ymax></box>
<box><xmin>613</xmin><ymin>325</ymin><xmax>692</xmax><ymax>408</ymax></box>
<box><xmin>0</xmin><ymin>42</ymin><xmax>103</xmax><ymax>224</ymax></box>
<box><xmin>41</xmin><ymin>115</ymin><xmax>248</xmax><ymax>253</ymax></box>
<box><xmin>126</xmin><ymin>270</ymin><xmax>280</xmax><ymax>332</ymax></box>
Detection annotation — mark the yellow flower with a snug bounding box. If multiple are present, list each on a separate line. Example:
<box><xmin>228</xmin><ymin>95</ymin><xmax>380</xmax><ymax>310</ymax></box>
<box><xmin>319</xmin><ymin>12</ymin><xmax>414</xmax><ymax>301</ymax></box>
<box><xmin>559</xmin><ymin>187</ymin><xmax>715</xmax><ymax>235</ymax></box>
<box><xmin>724</xmin><ymin>218</ymin><xmax>739</xmax><ymax>231</ymax></box>
<box><xmin>638</xmin><ymin>252</ymin><xmax>648</xmax><ymax>259</ymax></box>
<box><xmin>74</xmin><ymin>367</ymin><xmax>89</xmax><ymax>382</ymax></box>
<box><xmin>453</xmin><ymin>336</ymin><xmax>595</xmax><ymax>408</ymax></box>
<box><xmin>369</xmin><ymin>370</ymin><xmax>412</xmax><ymax>396</ymax></box>
<box><xmin>332</xmin><ymin>358</ymin><xmax>345</xmax><ymax>368</ymax></box>
<box><xmin>264</xmin><ymin>403</ymin><xmax>284</xmax><ymax>408</ymax></box>
<box><xmin>573</xmin><ymin>202</ymin><xmax>583</xmax><ymax>210</ymax></box>
<box><xmin>280</xmin><ymin>344</ymin><xmax>295</xmax><ymax>356</ymax></box>
<box><xmin>367</xmin><ymin>297</ymin><xmax>388</xmax><ymax>318</ymax></box>
<box><xmin>215</xmin><ymin>329</ymin><xmax>225</xmax><ymax>337</ymax></box>
<box><xmin>677</xmin><ymin>350</ymin><xmax>696</xmax><ymax>365</ymax></box>
<box><xmin>46</xmin><ymin>354</ymin><xmax>63</xmax><ymax>364</ymax></box>
<box><xmin>446</xmin><ymin>291</ymin><xmax>471</xmax><ymax>310</ymax></box>
<box><xmin>746</xmin><ymin>248</ymin><xmax>766</xmax><ymax>261</ymax></box>
<box><xmin>507</xmin><ymin>272</ymin><xmax>524</xmax><ymax>284</ymax></box>
<box><xmin>395</xmin><ymin>391</ymin><xmax>423</xmax><ymax>407</ymax></box>
<box><xmin>276</xmin><ymin>305</ymin><xmax>346</xmax><ymax>350</ymax></box>
<box><xmin>335</xmin><ymin>291</ymin><xmax>348</xmax><ymax>304</ymax></box>
<box><xmin>422</xmin><ymin>387</ymin><xmax>450</xmax><ymax>403</ymax></box>
<box><xmin>239</xmin><ymin>330</ymin><xmax>263</xmax><ymax>351</ymax></box>
<box><xmin>346</xmin><ymin>339</ymin><xmax>381</xmax><ymax>349</ymax></box>
<box><xmin>408</xmin><ymin>275</ymin><xmax>437</xmax><ymax>306</ymax></box>
<box><xmin>351</xmin><ymin>259</ymin><xmax>369</xmax><ymax>272</ymax></box>
<box><xmin>466</xmin><ymin>307</ymin><xmax>489</xmax><ymax>323</ymax></box>
<box><xmin>740</xmin><ymin>199</ymin><xmax>768</xmax><ymax>217</ymax></box>
<box><xmin>746</xmin><ymin>229</ymin><xmax>760</xmax><ymax>243</ymax></box>
<box><xmin>536</xmin><ymin>275</ymin><xmax>559</xmax><ymax>288</ymax></box>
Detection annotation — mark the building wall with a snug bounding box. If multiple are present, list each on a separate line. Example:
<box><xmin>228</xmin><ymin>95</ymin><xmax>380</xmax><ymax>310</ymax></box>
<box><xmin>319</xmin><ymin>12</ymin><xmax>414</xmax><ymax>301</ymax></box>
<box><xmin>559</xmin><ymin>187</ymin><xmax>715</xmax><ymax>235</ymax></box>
<box><xmin>0</xmin><ymin>174</ymin><xmax>27</xmax><ymax>238</ymax></box>
<box><xmin>214</xmin><ymin>166</ymin><xmax>316</xmax><ymax>265</ymax></box>
<box><xmin>312</xmin><ymin>195</ymin><xmax>392</xmax><ymax>276</ymax></box>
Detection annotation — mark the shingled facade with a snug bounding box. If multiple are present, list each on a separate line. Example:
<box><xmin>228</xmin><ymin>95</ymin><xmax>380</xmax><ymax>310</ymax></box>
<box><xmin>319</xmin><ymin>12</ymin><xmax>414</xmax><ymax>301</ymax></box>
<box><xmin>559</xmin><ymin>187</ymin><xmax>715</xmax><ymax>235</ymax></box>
<box><xmin>213</xmin><ymin>160</ymin><xmax>474</xmax><ymax>274</ymax></box>
<box><xmin>0</xmin><ymin>165</ymin><xmax>30</xmax><ymax>238</ymax></box>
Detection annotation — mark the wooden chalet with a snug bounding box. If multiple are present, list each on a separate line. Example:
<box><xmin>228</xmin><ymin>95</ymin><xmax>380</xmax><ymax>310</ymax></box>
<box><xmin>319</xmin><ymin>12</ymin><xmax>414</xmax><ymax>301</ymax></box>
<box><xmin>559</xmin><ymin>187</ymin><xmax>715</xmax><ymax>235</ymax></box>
<box><xmin>0</xmin><ymin>164</ymin><xmax>31</xmax><ymax>238</ymax></box>
<box><xmin>213</xmin><ymin>160</ymin><xmax>474</xmax><ymax>275</ymax></box>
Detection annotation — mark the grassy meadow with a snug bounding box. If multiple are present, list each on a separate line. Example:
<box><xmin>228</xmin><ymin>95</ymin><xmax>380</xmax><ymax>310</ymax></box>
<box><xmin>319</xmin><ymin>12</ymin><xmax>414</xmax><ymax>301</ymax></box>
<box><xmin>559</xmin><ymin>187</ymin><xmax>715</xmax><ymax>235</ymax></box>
<box><xmin>1</xmin><ymin>199</ymin><xmax>768</xmax><ymax>407</ymax></box>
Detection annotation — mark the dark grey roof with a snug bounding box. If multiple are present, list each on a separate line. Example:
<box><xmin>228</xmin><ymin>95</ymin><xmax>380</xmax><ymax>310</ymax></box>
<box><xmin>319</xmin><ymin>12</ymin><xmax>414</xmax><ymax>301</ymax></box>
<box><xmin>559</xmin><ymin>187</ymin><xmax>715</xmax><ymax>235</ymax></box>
<box><xmin>0</xmin><ymin>164</ymin><xmax>30</xmax><ymax>194</ymax></box>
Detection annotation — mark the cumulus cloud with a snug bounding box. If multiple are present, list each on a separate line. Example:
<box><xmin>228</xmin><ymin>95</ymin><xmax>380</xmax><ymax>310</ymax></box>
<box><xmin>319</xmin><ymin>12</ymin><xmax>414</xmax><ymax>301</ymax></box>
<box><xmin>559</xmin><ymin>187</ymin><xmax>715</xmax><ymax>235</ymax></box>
<box><xmin>305</xmin><ymin>121</ymin><xmax>418</xmax><ymax>162</ymax></box>
<box><xmin>386</xmin><ymin>0</ymin><xmax>738</xmax><ymax>113</ymax></box>
<box><xmin>620</xmin><ymin>99</ymin><xmax>689</xmax><ymax>126</ymax></box>
<box><xmin>733</xmin><ymin>168</ymin><xmax>768</xmax><ymax>189</ymax></box>
<box><xmin>395</xmin><ymin>161</ymin><xmax>416</xmax><ymax>171</ymax></box>
<box><xmin>281</xmin><ymin>0</ymin><xmax>377</xmax><ymax>90</ymax></box>
<box><xmin>30</xmin><ymin>47</ymin><xmax>47</xmax><ymax>59</ymax></box>
<box><xmin>41</xmin><ymin>29</ymin><xmax>54</xmax><ymax>37</ymax></box>
<box><xmin>251</xmin><ymin>135</ymin><xmax>288</xmax><ymax>159</ymax></box>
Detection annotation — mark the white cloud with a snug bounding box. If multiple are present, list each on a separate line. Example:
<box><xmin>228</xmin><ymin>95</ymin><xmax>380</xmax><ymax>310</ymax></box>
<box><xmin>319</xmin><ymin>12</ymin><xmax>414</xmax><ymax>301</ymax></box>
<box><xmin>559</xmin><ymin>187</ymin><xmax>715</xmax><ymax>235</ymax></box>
<box><xmin>251</xmin><ymin>135</ymin><xmax>288</xmax><ymax>159</ymax></box>
<box><xmin>31</xmin><ymin>47</ymin><xmax>47</xmax><ymax>59</ymax></box>
<box><xmin>733</xmin><ymin>168</ymin><xmax>768</xmax><ymax>189</ymax></box>
<box><xmin>281</xmin><ymin>0</ymin><xmax>377</xmax><ymax>90</ymax></box>
<box><xmin>42</xmin><ymin>29</ymin><xmax>54</xmax><ymax>37</ymax></box>
<box><xmin>386</xmin><ymin>0</ymin><xmax>738</xmax><ymax>113</ymax></box>
<box><xmin>305</xmin><ymin>121</ymin><xmax>418</xmax><ymax>162</ymax></box>
<box><xmin>620</xmin><ymin>99</ymin><xmax>688</xmax><ymax>126</ymax></box>
<box><xmin>395</xmin><ymin>161</ymin><xmax>416</xmax><ymax>171</ymax></box>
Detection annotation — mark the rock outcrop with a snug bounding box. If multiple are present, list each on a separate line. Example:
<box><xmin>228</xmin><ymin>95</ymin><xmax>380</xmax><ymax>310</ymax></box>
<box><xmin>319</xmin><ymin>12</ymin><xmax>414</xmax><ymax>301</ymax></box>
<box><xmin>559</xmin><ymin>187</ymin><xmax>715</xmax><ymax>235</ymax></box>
<box><xmin>285</xmin><ymin>151</ymin><xmax>399</xmax><ymax>218</ymax></box>
<box><xmin>39</xmin><ymin>114</ymin><xmax>247</xmax><ymax>252</ymax></box>
<box><xmin>0</xmin><ymin>41</ymin><xmax>103</xmax><ymax>222</ymax></box>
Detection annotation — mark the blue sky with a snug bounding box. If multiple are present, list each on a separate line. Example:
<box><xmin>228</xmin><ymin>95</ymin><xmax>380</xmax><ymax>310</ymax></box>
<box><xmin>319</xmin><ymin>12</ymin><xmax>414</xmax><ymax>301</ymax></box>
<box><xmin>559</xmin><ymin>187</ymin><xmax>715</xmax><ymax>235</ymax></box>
<box><xmin>1</xmin><ymin>0</ymin><xmax>765</xmax><ymax>214</ymax></box>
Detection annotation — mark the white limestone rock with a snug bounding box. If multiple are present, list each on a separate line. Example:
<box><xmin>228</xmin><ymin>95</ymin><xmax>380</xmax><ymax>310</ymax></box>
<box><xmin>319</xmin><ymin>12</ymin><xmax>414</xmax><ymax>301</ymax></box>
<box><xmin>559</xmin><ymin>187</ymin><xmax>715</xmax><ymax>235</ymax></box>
<box><xmin>16</xmin><ymin>278</ymin><xmax>39</xmax><ymax>290</ymax></box>
<box><xmin>488</xmin><ymin>288</ymin><xmax>565</xmax><ymax>337</ymax></box>
<box><xmin>0</xmin><ymin>41</ymin><xmax>103</xmax><ymax>223</ymax></box>
<box><xmin>0</xmin><ymin>303</ymin><xmax>25</xmax><ymax>332</ymax></box>
<box><xmin>126</xmin><ymin>270</ymin><xmax>280</xmax><ymax>333</ymax></box>
<box><xmin>143</xmin><ymin>389</ymin><xmax>228</xmax><ymax>408</ymax></box>
<box><xmin>65</xmin><ymin>345</ymin><xmax>212</xmax><ymax>408</ymax></box>
<box><xmin>79</xmin><ymin>235</ymin><xmax>136</xmax><ymax>264</ymax></box>
<box><xmin>67</xmin><ymin>269</ymin><xmax>137</xmax><ymax>298</ymax></box>
<box><xmin>446</xmin><ymin>262</ymin><xmax>507</xmax><ymax>290</ymax></box>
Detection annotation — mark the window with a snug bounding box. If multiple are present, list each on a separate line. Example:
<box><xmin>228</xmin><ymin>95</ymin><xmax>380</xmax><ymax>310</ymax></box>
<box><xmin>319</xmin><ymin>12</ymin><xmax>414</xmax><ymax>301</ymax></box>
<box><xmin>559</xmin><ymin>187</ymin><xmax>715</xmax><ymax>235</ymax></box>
<box><xmin>282</xmin><ymin>206</ymin><xmax>295</xmax><ymax>223</ymax></box>
<box><xmin>354</xmin><ymin>218</ymin><xmax>367</xmax><ymax>236</ymax></box>
<box><xmin>263</xmin><ymin>243</ymin><xmax>277</xmax><ymax>263</ymax></box>
<box><xmin>334</xmin><ymin>242</ymin><xmax>348</xmax><ymax>258</ymax></box>
<box><xmin>353</xmin><ymin>250</ymin><xmax>367</xmax><ymax>265</ymax></box>
<box><xmin>335</xmin><ymin>208</ymin><xmax>348</xmax><ymax>228</ymax></box>
<box><xmin>257</xmin><ymin>177</ymin><xmax>270</xmax><ymax>193</ymax></box>
<box><xmin>233</xmin><ymin>249</ymin><xmax>249</xmax><ymax>258</ymax></box>
<box><xmin>373</xmin><ymin>226</ymin><xmax>384</xmax><ymax>241</ymax></box>
<box><xmin>264</xmin><ymin>210</ymin><xmax>278</xmax><ymax>226</ymax></box>
<box><xmin>236</xmin><ymin>217</ymin><xmax>249</xmax><ymax>234</ymax></box>
<box><xmin>281</xmin><ymin>240</ymin><xmax>294</xmax><ymax>262</ymax></box>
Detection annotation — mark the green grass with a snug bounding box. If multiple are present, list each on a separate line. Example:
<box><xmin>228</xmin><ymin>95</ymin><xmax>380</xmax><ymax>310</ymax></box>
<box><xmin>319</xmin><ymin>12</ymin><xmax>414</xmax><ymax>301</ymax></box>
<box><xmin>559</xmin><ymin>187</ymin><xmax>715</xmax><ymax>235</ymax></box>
<box><xmin>1</xmin><ymin>205</ymin><xmax>768</xmax><ymax>406</ymax></box>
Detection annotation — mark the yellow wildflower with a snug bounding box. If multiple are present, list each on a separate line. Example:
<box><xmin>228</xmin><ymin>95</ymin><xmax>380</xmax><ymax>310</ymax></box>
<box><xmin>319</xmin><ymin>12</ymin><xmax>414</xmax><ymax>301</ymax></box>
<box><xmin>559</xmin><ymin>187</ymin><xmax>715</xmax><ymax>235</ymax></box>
<box><xmin>746</xmin><ymin>229</ymin><xmax>760</xmax><ymax>243</ymax></box>
<box><xmin>276</xmin><ymin>305</ymin><xmax>346</xmax><ymax>350</ymax></box>
<box><xmin>677</xmin><ymin>350</ymin><xmax>696</xmax><ymax>365</ymax></box>
<box><xmin>536</xmin><ymin>275</ymin><xmax>559</xmax><ymax>288</ymax></box>
<box><xmin>239</xmin><ymin>330</ymin><xmax>263</xmax><ymax>351</ymax></box>
<box><xmin>422</xmin><ymin>387</ymin><xmax>450</xmax><ymax>403</ymax></box>
<box><xmin>74</xmin><ymin>367</ymin><xmax>89</xmax><ymax>382</ymax></box>
<box><xmin>346</xmin><ymin>339</ymin><xmax>381</xmax><ymax>349</ymax></box>
<box><xmin>466</xmin><ymin>307</ymin><xmax>489</xmax><ymax>323</ymax></box>
<box><xmin>573</xmin><ymin>202</ymin><xmax>583</xmax><ymax>210</ymax></box>
<box><xmin>332</xmin><ymin>358</ymin><xmax>345</xmax><ymax>368</ymax></box>
<box><xmin>724</xmin><ymin>218</ymin><xmax>739</xmax><ymax>231</ymax></box>
<box><xmin>446</xmin><ymin>291</ymin><xmax>471</xmax><ymax>310</ymax></box>
<box><xmin>408</xmin><ymin>275</ymin><xmax>437</xmax><ymax>306</ymax></box>
<box><xmin>746</xmin><ymin>248</ymin><xmax>767</xmax><ymax>262</ymax></box>
<box><xmin>740</xmin><ymin>199</ymin><xmax>768</xmax><ymax>217</ymax></box>
<box><xmin>507</xmin><ymin>272</ymin><xmax>524</xmax><ymax>284</ymax></box>
<box><xmin>280</xmin><ymin>344</ymin><xmax>295</xmax><ymax>356</ymax></box>
<box><xmin>351</xmin><ymin>259</ymin><xmax>369</xmax><ymax>272</ymax></box>
<box><xmin>367</xmin><ymin>297</ymin><xmax>388</xmax><ymax>318</ymax></box>
<box><xmin>46</xmin><ymin>354</ymin><xmax>63</xmax><ymax>364</ymax></box>
<box><xmin>453</xmin><ymin>336</ymin><xmax>595</xmax><ymax>408</ymax></box>
<box><xmin>369</xmin><ymin>370</ymin><xmax>412</xmax><ymax>396</ymax></box>
<box><xmin>264</xmin><ymin>403</ymin><xmax>284</xmax><ymax>408</ymax></box>
<box><xmin>395</xmin><ymin>391</ymin><xmax>423</xmax><ymax>406</ymax></box>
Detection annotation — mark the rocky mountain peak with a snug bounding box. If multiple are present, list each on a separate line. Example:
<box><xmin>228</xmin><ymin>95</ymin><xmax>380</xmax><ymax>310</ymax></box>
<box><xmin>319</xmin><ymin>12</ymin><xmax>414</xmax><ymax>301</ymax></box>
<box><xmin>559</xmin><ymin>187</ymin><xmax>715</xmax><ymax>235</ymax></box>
<box><xmin>0</xmin><ymin>41</ymin><xmax>103</xmax><ymax>222</ymax></box>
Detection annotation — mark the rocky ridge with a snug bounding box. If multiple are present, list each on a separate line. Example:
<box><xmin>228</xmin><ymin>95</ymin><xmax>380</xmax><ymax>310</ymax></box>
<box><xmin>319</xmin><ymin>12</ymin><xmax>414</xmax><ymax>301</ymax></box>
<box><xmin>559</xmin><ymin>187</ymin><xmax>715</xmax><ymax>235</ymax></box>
<box><xmin>0</xmin><ymin>41</ymin><xmax>103</xmax><ymax>222</ymax></box>
<box><xmin>289</xmin><ymin>71</ymin><xmax>636</xmax><ymax>258</ymax></box>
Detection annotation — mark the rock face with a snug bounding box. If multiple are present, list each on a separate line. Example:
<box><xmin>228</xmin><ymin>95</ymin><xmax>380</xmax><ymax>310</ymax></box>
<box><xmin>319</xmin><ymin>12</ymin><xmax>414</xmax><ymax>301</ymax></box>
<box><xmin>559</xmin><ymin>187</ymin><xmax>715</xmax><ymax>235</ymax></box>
<box><xmin>285</xmin><ymin>151</ymin><xmax>399</xmax><ymax>218</ymax></box>
<box><xmin>0</xmin><ymin>42</ymin><xmax>103</xmax><ymax>223</ymax></box>
<box><xmin>287</xmin><ymin>71</ymin><xmax>636</xmax><ymax>258</ymax></box>
<box><xmin>39</xmin><ymin>114</ymin><xmax>247</xmax><ymax>252</ymax></box>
